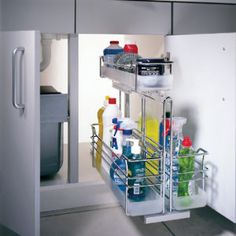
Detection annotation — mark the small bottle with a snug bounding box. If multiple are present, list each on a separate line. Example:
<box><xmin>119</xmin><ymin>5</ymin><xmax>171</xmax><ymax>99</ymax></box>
<box><xmin>178</xmin><ymin>136</ymin><xmax>195</xmax><ymax>197</ymax></box>
<box><xmin>126</xmin><ymin>139</ymin><xmax>145</xmax><ymax>201</ymax></box>
<box><xmin>124</xmin><ymin>42</ymin><xmax>138</xmax><ymax>54</ymax></box>
<box><xmin>103</xmin><ymin>41</ymin><xmax>124</xmax><ymax>66</ymax></box>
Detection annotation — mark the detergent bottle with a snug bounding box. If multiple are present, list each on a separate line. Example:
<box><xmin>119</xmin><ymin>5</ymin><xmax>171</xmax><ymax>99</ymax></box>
<box><xmin>102</xmin><ymin>98</ymin><xmax>121</xmax><ymax>173</ymax></box>
<box><xmin>127</xmin><ymin>139</ymin><xmax>145</xmax><ymax>201</ymax></box>
<box><xmin>178</xmin><ymin>136</ymin><xmax>195</xmax><ymax>197</ymax></box>
<box><xmin>96</xmin><ymin>96</ymin><xmax>109</xmax><ymax>171</ymax></box>
<box><xmin>138</xmin><ymin>114</ymin><xmax>159</xmax><ymax>175</ymax></box>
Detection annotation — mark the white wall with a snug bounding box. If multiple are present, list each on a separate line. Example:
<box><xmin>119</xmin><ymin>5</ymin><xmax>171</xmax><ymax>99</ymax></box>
<box><xmin>40</xmin><ymin>34</ymin><xmax>165</xmax><ymax>143</ymax></box>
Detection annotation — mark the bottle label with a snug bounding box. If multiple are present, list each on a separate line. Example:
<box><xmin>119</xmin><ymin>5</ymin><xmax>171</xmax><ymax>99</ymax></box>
<box><xmin>133</xmin><ymin>183</ymin><xmax>140</xmax><ymax>195</ymax></box>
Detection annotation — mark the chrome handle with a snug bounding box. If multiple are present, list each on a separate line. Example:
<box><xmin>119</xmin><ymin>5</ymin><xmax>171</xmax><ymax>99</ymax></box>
<box><xmin>12</xmin><ymin>47</ymin><xmax>25</xmax><ymax>110</ymax></box>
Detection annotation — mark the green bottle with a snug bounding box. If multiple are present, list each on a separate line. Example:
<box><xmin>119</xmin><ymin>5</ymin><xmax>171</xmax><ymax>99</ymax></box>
<box><xmin>126</xmin><ymin>139</ymin><xmax>145</xmax><ymax>201</ymax></box>
<box><xmin>178</xmin><ymin>136</ymin><xmax>195</xmax><ymax>197</ymax></box>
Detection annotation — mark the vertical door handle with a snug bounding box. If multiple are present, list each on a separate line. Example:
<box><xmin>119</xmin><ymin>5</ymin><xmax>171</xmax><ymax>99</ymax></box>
<box><xmin>12</xmin><ymin>47</ymin><xmax>25</xmax><ymax>110</ymax></box>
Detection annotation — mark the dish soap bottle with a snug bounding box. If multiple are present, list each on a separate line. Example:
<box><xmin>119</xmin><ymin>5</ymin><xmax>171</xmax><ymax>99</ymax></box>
<box><xmin>96</xmin><ymin>96</ymin><xmax>109</xmax><ymax>172</ymax></box>
<box><xmin>127</xmin><ymin>139</ymin><xmax>145</xmax><ymax>201</ymax></box>
<box><xmin>178</xmin><ymin>136</ymin><xmax>195</xmax><ymax>197</ymax></box>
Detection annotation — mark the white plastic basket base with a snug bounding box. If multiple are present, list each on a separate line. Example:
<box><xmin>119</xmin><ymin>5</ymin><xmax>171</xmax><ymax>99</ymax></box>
<box><xmin>101</xmin><ymin>166</ymin><xmax>163</xmax><ymax>217</ymax></box>
<box><xmin>173</xmin><ymin>188</ymin><xmax>207</xmax><ymax>211</ymax></box>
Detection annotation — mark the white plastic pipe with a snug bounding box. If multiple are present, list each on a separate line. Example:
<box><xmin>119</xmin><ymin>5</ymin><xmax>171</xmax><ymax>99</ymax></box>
<box><xmin>40</xmin><ymin>37</ymin><xmax>52</xmax><ymax>72</ymax></box>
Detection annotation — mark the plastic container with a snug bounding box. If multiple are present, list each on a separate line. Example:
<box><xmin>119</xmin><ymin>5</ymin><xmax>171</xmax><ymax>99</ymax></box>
<box><xmin>138</xmin><ymin>114</ymin><xmax>159</xmax><ymax>175</ymax></box>
<box><xmin>103</xmin><ymin>41</ymin><xmax>124</xmax><ymax>66</ymax></box>
<box><xmin>111</xmin><ymin>119</ymin><xmax>123</xmax><ymax>159</ymax></box>
<box><xmin>124</xmin><ymin>43</ymin><xmax>138</xmax><ymax>54</ymax></box>
<box><xmin>102</xmin><ymin>98</ymin><xmax>121</xmax><ymax>173</ymax></box>
<box><xmin>127</xmin><ymin>139</ymin><xmax>145</xmax><ymax>201</ymax></box>
<box><xmin>178</xmin><ymin>136</ymin><xmax>195</xmax><ymax>197</ymax></box>
<box><xmin>110</xmin><ymin>158</ymin><xmax>126</xmax><ymax>192</ymax></box>
<box><xmin>120</xmin><ymin>118</ymin><xmax>136</xmax><ymax>157</ymax></box>
<box><xmin>159</xmin><ymin>112</ymin><xmax>171</xmax><ymax>149</ymax></box>
<box><xmin>96</xmin><ymin>96</ymin><xmax>109</xmax><ymax>172</ymax></box>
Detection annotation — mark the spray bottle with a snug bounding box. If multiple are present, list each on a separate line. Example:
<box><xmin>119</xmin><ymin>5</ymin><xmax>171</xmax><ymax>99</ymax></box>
<box><xmin>126</xmin><ymin>139</ymin><xmax>145</xmax><ymax>201</ymax></box>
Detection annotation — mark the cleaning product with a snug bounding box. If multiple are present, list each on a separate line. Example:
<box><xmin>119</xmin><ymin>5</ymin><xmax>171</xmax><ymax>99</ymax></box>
<box><xmin>109</xmin><ymin>118</ymin><xmax>136</xmax><ymax>192</ymax></box>
<box><xmin>138</xmin><ymin>115</ymin><xmax>159</xmax><ymax>175</ymax></box>
<box><xmin>159</xmin><ymin>112</ymin><xmax>171</xmax><ymax>149</ymax></box>
<box><xmin>96</xmin><ymin>96</ymin><xmax>109</xmax><ymax>172</ymax></box>
<box><xmin>102</xmin><ymin>98</ymin><xmax>121</xmax><ymax>173</ymax></box>
<box><xmin>110</xmin><ymin>158</ymin><xmax>126</xmax><ymax>192</ymax></box>
<box><xmin>178</xmin><ymin>136</ymin><xmax>195</xmax><ymax>197</ymax></box>
<box><xmin>169</xmin><ymin>117</ymin><xmax>187</xmax><ymax>195</ymax></box>
<box><xmin>127</xmin><ymin>139</ymin><xmax>145</xmax><ymax>201</ymax></box>
<box><xmin>111</xmin><ymin>118</ymin><xmax>123</xmax><ymax>160</ymax></box>
<box><xmin>120</xmin><ymin>118</ymin><xmax>137</xmax><ymax>157</ymax></box>
<box><xmin>103</xmin><ymin>41</ymin><xmax>124</xmax><ymax>66</ymax></box>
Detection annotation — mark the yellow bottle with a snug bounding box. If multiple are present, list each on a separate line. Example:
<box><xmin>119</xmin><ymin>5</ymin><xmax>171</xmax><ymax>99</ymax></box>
<box><xmin>138</xmin><ymin>115</ymin><xmax>159</xmax><ymax>175</ymax></box>
<box><xmin>96</xmin><ymin>96</ymin><xmax>109</xmax><ymax>172</ymax></box>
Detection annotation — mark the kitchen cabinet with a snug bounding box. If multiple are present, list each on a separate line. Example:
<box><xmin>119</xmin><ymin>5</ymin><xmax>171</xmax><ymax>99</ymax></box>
<box><xmin>76</xmin><ymin>0</ymin><xmax>172</xmax><ymax>34</ymax></box>
<box><xmin>0</xmin><ymin>0</ymin><xmax>236</xmax><ymax>235</ymax></box>
<box><xmin>1</xmin><ymin>0</ymin><xmax>75</xmax><ymax>33</ymax></box>
<box><xmin>0</xmin><ymin>31</ymin><xmax>40</xmax><ymax>236</ymax></box>
<box><xmin>173</xmin><ymin>3</ymin><xmax>236</xmax><ymax>34</ymax></box>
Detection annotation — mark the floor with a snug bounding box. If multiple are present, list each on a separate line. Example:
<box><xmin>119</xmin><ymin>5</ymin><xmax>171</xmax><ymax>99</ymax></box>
<box><xmin>41</xmin><ymin>206</ymin><xmax>236</xmax><ymax>236</ymax></box>
<box><xmin>40</xmin><ymin>143</ymin><xmax>236</xmax><ymax>236</ymax></box>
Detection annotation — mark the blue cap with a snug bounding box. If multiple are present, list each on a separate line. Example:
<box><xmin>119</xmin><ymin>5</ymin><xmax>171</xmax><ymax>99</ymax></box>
<box><xmin>123</xmin><ymin>129</ymin><xmax>132</xmax><ymax>135</ymax></box>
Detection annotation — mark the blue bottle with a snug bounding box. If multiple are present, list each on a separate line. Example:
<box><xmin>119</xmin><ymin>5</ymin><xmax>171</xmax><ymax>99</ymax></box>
<box><xmin>110</xmin><ymin>159</ymin><xmax>126</xmax><ymax>192</ymax></box>
<box><xmin>103</xmin><ymin>41</ymin><xmax>124</xmax><ymax>66</ymax></box>
<box><xmin>126</xmin><ymin>139</ymin><xmax>145</xmax><ymax>201</ymax></box>
<box><xmin>122</xmin><ymin>129</ymin><xmax>132</xmax><ymax>157</ymax></box>
<box><xmin>159</xmin><ymin>112</ymin><xmax>171</xmax><ymax>149</ymax></box>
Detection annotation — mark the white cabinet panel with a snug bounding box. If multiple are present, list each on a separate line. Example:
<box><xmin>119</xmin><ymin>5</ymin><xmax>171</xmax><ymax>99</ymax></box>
<box><xmin>166</xmin><ymin>33</ymin><xmax>236</xmax><ymax>223</ymax></box>
<box><xmin>0</xmin><ymin>31</ymin><xmax>40</xmax><ymax>236</ymax></box>
<box><xmin>1</xmin><ymin>0</ymin><xmax>74</xmax><ymax>33</ymax></box>
<box><xmin>77</xmin><ymin>0</ymin><xmax>171</xmax><ymax>34</ymax></box>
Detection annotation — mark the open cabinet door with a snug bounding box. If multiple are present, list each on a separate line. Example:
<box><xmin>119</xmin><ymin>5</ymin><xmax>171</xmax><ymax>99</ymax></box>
<box><xmin>165</xmin><ymin>33</ymin><xmax>236</xmax><ymax>223</ymax></box>
<box><xmin>0</xmin><ymin>31</ymin><xmax>40</xmax><ymax>236</ymax></box>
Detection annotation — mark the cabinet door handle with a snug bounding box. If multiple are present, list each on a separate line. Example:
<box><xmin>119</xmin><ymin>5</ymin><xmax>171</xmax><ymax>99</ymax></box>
<box><xmin>12</xmin><ymin>47</ymin><xmax>25</xmax><ymax>110</ymax></box>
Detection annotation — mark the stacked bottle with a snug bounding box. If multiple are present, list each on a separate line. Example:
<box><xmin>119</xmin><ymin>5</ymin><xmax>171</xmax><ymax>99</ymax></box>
<box><xmin>102</xmin><ymin>98</ymin><xmax>121</xmax><ymax>173</ymax></box>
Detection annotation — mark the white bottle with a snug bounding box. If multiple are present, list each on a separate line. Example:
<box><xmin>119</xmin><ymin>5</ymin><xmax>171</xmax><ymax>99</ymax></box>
<box><xmin>102</xmin><ymin>98</ymin><xmax>120</xmax><ymax>173</ymax></box>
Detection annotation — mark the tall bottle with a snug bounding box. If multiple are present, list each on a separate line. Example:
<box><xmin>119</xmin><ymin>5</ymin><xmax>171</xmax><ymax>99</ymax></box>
<box><xmin>172</xmin><ymin>117</ymin><xmax>187</xmax><ymax>195</ymax></box>
<box><xmin>103</xmin><ymin>41</ymin><xmax>124</xmax><ymax>66</ymax></box>
<box><xmin>138</xmin><ymin>114</ymin><xmax>159</xmax><ymax>175</ymax></box>
<box><xmin>127</xmin><ymin>139</ymin><xmax>145</xmax><ymax>201</ymax></box>
<box><xmin>96</xmin><ymin>96</ymin><xmax>109</xmax><ymax>172</ymax></box>
<box><xmin>120</xmin><ymin>118</ymin><xmax>136</xmax><ymax>157</ymax></box>
<box><xmin>178</xmin><ymin>136</ymin><xmax>195</xmax><ymax>197</ymax></box>
<box><xmin>159</xmin><ymin>112</ymin><xmax>171</xmax><ymax>149</ymax></box>
<box><xmin>102</xmin><ymin>98</ymin><xmax>121</xmax><ymax>173</ymax></box>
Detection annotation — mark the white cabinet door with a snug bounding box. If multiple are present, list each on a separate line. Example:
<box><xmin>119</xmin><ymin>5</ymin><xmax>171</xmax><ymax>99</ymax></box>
<box><xmin>0</xmin><ymin>31</ymin><xmax>40</xmax><ymax>236</ymax></box>
<box><xmin>166</xmin><ymin>33</ymin><xmax>236</xmax><ymax>223</ymax></box>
